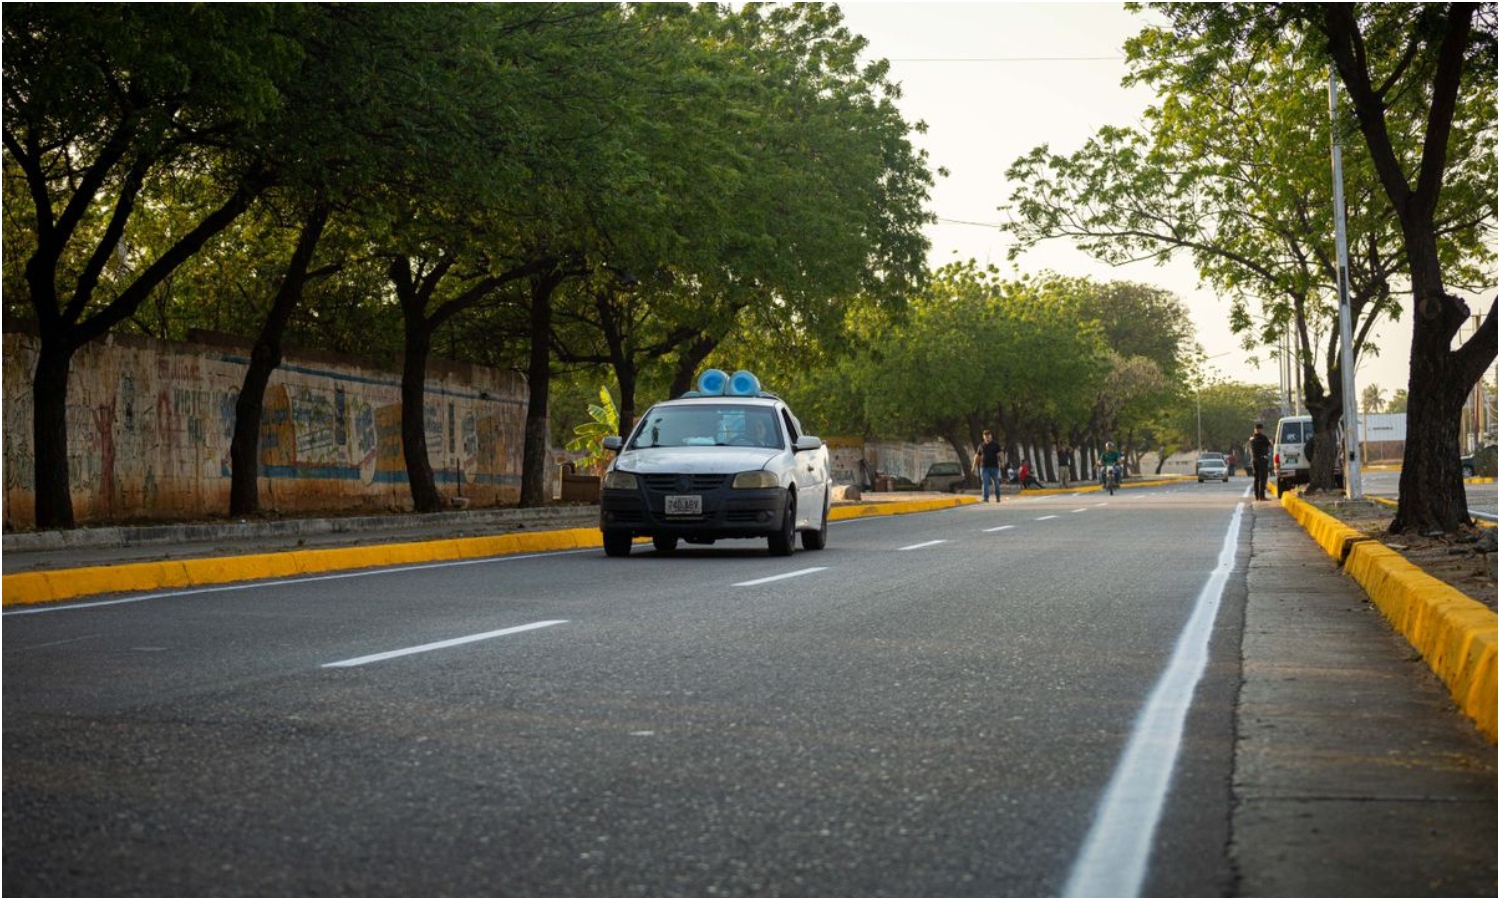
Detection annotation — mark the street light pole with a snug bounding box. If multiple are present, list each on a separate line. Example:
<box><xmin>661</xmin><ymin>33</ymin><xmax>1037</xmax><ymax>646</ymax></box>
<box><xmin>1330</xmin><ymin>72</ymin><xmax>1363</xmax><ymax>499</ymax></box>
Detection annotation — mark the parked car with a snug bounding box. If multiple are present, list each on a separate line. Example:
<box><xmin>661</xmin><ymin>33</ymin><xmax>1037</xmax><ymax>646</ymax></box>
<box><xmin>919</xmin><ymin>461</ymin><xmax>966</xmax><ymax>492</ymax></box>
<box><xmin>1461</xmin><ymin>444</ymin><xmax>1497</xmax><ymax>478</ymax></box>
<box><xmin>1195</xmin><ymin>452</ymin><xmax>1229</xmax><ymax>483</ymax></box>
<box><xmin>599</xmin><ymin>369</ymin><xmax>831</xmax><ymax>557</ymax></box>
<box><xmin>1273</xmin><ymin>415</ymin><xmax>1344</xmax><ymax>494</ymax></box>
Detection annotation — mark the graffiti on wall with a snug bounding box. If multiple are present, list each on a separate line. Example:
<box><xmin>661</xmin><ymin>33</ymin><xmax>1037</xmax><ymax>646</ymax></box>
<box><xmin>2</xmin><ymin>332</ymin><xmax>533</xmax><ymax>528</ymax></box>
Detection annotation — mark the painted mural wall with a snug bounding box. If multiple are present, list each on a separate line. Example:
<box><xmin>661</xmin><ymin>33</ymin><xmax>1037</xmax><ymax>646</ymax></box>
<box><xmin>3</xmin><ymin>331</ymin><xmax>535</xmax><ymax>529</ymax></box>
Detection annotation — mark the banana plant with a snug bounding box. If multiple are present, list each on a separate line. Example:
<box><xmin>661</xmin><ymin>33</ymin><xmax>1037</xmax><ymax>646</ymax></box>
<box><xmin>565</xmin><ymin>385</ymin><xmax>619</xmax><ymax>475</ymax></box>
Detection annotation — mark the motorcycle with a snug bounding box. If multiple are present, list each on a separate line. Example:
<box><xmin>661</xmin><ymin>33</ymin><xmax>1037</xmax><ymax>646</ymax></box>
<box><xmin>1101</xmin><ymin>463</ymin><xmax>1121</xmax><ymax>495</ymax></box>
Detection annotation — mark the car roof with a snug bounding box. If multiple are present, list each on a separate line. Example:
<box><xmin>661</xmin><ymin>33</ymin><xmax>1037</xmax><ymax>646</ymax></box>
<box><xmin>652</xmin><ymin>395</ymin><xmax>781</xmax><ymax>408</ymax></box>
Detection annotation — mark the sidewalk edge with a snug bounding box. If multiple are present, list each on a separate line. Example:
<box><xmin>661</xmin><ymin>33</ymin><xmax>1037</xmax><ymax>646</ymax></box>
<box><xmin>1280</xmin><ymin>490</ymin><xmax>1498</xmax><ymax>743</ymax></box>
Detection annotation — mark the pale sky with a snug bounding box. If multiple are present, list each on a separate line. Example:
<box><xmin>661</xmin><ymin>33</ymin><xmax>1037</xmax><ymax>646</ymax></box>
<box><xmin>833</xmin><ymin>1</ymin><xmax>1414</xmax><ymax>398</ymax></box>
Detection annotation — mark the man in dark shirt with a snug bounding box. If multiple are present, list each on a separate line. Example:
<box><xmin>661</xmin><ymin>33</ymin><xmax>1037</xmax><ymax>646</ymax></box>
<box><xmin>977</xmin><ymin>430</ymin><xmax>1003</xmax><ymax>502</ymax></box>
<box><xmin>1249</xmin><ymin>422</ymin><xmax>1273</xmax><ymax>500</ymax></box>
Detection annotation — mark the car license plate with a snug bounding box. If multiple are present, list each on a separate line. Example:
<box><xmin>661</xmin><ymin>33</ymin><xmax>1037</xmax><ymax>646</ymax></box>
<box><xmin>665</xmin><ymin>495</ymin><xmax>702</xmax><ymax>516</ymax></box>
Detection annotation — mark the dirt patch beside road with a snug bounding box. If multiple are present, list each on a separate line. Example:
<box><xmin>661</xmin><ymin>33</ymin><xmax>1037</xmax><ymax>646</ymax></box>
<box><xmin>1301</xmin><ymin>494</ymin><xmax>1497</xmax><ymax>612</ymax></box>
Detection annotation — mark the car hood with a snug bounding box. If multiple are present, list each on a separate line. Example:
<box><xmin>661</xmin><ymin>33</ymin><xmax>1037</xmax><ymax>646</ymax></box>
<box><xmin>611</xmin><ymin>446</ymin><xmax>781</xmax><ymax>475</ymax></box>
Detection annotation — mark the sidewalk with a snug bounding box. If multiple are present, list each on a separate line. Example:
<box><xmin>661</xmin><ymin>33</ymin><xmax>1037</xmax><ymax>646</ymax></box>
<box><xmin>1236</xmin><ymin>503</ymin><xmax>1495</xmax><ymax>895</ymax></box>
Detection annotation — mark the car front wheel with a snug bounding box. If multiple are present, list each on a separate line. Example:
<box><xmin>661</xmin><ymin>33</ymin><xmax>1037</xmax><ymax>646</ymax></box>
<box><xmin>768</xmin><ymin>492</ymin><xmax>796</xmax><ymax>556</ymax></box>
<box><xmin>802</xmin><ymin>493</ymin><xmax>829</xmax><ymax>551</ymax></box>
<box><xmin>603</xmin><ymin>531</ymin><xmax>632</xmax><ymax>557</ymax></box>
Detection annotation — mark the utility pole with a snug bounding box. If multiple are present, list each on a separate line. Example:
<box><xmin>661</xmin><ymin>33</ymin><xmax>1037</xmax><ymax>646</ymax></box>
<box><xmin>1330</xmin><ymin>72</ymin><xmax>1363</xmax><ymax>499</ymax></box>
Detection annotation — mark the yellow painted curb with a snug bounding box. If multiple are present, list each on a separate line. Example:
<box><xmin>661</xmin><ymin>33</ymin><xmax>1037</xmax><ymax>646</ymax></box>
<box><xmin>1280</xmin><ymin>490</ymin><xmax>1498</xmax><ymax>743</ymax></box>
<box><xmin>2</xmin><ymin>528</ymin><xmax>607</xmax><ymax>608</ymax></box>
<box><xmin>1279</xmin><ymin>490</ymin><xmax>1373</xmax><ymax>562</ymax></box>
<box><xmin>4</xmin><ymin>500</ymin><xmax>981</xmax><ymax>608</ymax></box>
<box><xmin>828</xmin><ymin>496</ymin><xmax>977</xmax><ymax>521</ymax></box>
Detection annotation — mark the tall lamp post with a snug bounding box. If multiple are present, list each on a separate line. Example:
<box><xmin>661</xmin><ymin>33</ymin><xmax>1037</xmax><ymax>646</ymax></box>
<box><xmin>1330</xmin><ymin>72</ymin><xmax>1363</xmax><ymax>499</ymax></box>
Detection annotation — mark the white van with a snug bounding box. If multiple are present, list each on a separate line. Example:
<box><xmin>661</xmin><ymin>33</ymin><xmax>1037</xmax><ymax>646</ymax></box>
<box><xmin>1273</xmin><ymin>415</ymin><xmax>1343</xmax><ymax>494</ymax></box>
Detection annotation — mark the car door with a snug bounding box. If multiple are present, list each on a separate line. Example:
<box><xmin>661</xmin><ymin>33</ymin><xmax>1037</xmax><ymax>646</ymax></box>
<box><xmin>781</xmin><ymin>407</ymin><xmax>828</xmax><ymax>528</ymax></box>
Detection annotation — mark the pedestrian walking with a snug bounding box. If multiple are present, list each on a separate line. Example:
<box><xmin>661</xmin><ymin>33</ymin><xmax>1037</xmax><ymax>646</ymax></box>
<box><xmin>1057</xmin><ymin>444</ymin><xmax>1073</xmax><ymax>488</ymax></box>
<box><xmin>976</xmin><ymin>430</ymin><xmax>1003</xmax><ymax>502</ymax></box>
<box><xmin>1249</xmin><ymin>422</ymin><xmax>1272</xmax><ymax>500</ymax></box>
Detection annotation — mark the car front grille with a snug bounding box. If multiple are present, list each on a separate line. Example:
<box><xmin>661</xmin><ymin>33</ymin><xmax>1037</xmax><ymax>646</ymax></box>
<box><xmin>643</xmin><ymin>474</ymin><xmax>728</xmax><ymax>493</ymax></box>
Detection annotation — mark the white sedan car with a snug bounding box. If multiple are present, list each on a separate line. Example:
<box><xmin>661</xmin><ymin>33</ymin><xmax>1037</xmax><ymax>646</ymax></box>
<box><xmin>1195</xmin><ymin>452</ymin><xmax>1230</xmax><ymax>482</ymax></box>
<box><xmin>599</xmin><ymin>378</ymin><xmax>831</xmax><ymax>557</ymax></box>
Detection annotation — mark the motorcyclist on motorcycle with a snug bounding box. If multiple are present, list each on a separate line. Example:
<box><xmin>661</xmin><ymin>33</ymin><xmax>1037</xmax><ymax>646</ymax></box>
<box><xmin>1099</xmin><ymin>441</ymin><xmax>1124</xmax><ymax>489</ymax></box>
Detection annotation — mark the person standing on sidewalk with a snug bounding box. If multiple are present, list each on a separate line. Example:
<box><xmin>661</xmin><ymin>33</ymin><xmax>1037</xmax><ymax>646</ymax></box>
<box><xmin>1057</xmin><ymin>444</ymin><xmax>1073</xmax><ymax>488</ymax></box>
<box><xmin>1249</xmin><ymin>422</ymin><xmax>1272</xmax><ymax>500</ymax></box>
<box><xmin>976</xmin><ymin>430</ymin><xmax>1003</xmax><ymax>502</ymax></box>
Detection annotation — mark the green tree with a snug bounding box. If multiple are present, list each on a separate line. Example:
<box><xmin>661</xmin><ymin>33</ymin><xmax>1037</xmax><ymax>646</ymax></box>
<box><xmin>3</xmin><ymin>3</ymin><xmax>307</xmax><ymax>528</ymax></box>
<box><xmin>546</xmin><ymin>3</ymin><xmax>934</xmax><ymax>450</ymax></box>
<box><xmin>1005</xmin><ymin>6</ymin><xmax>1494</xmax><ymax>495</ymax></box>
<box><xmin>1313</xmin><ymin>2</ymin><xmax>1497</xmax><ymax>532</ymax></box>
<box><xmin>1140</xmin><ymin>3</ymin><xmax>1497</xmax><ymax>531</ymax></box>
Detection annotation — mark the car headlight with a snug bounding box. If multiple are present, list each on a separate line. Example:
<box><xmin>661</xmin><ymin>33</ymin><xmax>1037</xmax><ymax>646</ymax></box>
<box><xmin>732</xmin><ymin>470</ymin><xmax>779</xmax><ymax>489</ymax></box>
<box><xmin>603</xmin><ymin>471</ymin><xmax>638</xmax><ymax>490</ymax></box>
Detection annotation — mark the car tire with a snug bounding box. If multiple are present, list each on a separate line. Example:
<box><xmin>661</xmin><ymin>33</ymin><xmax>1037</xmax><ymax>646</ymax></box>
<box><xmin>652</xmin><ymin>535</ymin><xmax>678</xmax><ymax>554</ymax></box>
<box><xmin>802</xmin><ymin>493</ymin><xmax>829</xmax><ymax>551</ymax></box>
<box><xmin>603</xmin><ymin>531</ymin><xmax>632</xmax><ymax>557</ymax></box>
<box><xmin>768</xmin><ymin>492</ymin><xmax>796</xmax><ymax>556</ymax></box>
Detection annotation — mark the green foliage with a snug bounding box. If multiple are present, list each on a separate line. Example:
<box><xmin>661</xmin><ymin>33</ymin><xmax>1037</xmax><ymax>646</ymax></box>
<box><xmin>564</xmin><ymin>385</ymin><xmax>620</xmax><ymax>474</ymax></box>
<box><xmin>1003</xmin><ymin>4</ymin><xmax>1495</xmax><ymax>428</ymax></box>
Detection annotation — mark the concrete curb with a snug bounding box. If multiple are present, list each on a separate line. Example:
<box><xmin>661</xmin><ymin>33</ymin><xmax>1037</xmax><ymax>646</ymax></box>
<box><xmin>2</xmin><ymin>497</ymin><xmax>981</xmax><ymax>609</ymax></box>
<box><xmin>1280</xmin><ymin>490</ymin><xmax>1498</xmax><ymax>743</ymax></box>
<box><xmin>2</xmin><ymin>527</ymin><xmax>608</xmax><ymax>608</ymax></box>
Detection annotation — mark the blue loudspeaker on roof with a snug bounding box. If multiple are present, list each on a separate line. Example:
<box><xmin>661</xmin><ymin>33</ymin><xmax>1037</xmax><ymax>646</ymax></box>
<box><xmin>727</xmin><ymin>370</ymin><xmax>761</xmax><ymax>396</ymax></box>
<box><xmin>687</xmin><ymin>368</ymin><xmax>765</xmax><ymax>397</ymax></box>
<box><xmin>695</xmin><ymin>368</ymin><xmax>729</xmax><ymax>395</ymax></box>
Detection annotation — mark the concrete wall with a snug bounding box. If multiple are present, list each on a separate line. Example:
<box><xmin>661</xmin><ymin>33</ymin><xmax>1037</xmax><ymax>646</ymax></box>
<box><xmin>3</xmin><ymin>331</ymin><xmax>536</xmax><ymax>529</ymax></box>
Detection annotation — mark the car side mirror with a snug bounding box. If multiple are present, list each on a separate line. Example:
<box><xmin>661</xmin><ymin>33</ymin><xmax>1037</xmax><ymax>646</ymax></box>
<box><xmin>794</xmin><ymin>435</ymin><xmax>823</xmax><ymax>453</ymax></box>
<box><xmin>602</xmin><ymin>436</ymin><xmax>623</xmax><ymax>452</ymax></box>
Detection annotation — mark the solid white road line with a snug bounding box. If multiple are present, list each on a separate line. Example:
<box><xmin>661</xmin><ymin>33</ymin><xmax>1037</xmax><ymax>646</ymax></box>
<box><xmin>1063</xmin><ymin>502</ymin><xmax>1244</xmax><ymax>898</ymax></box>
<box><xmin>733</xmin><ymin>568</ymin><xmax>828</xmax><ymax>587</ymax></box>
<box><xmin>322</xmin><ymin>620</ymin><xmax>568</xmax><ymax>668</ymax></box>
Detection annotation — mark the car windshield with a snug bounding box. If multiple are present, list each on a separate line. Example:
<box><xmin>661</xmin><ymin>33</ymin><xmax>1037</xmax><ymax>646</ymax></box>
<box><xmin>1198</xmin><ymin>454</ymin><xmax>1224</xmax><ymax>462</ymax></box>
<box><xmin>927</xmin><ymin>462</ymin><xmax>961</xmax><ymax>476</ymax></box>
<box><xmin>627</xmin><ymin>404</ymin><xmax>782</xmax><ymax>450</ymax></box>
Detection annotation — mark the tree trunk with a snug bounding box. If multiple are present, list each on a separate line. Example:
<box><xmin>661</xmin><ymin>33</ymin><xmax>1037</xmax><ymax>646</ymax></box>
<box><xmin>31</xmin><ymin>339</ymin><xmax>76</xmax><ymax>529</ymax></box>
<box><xmin>1392</xmin><ymin>285</ymin><xmax>1481</xmax><ymax>533</ymax></box>
<box><xmin>520</xmin><ymin>272</ymin><xmax>563</xmax><ymax>508</ymax></box>
<box><xmin>229</xmin><ymin>207</ymin><xmax>329</xmax><ymax>516</ymax></box>
<box><xmin>1305</xmin><ymin>386</ymin><xmax>1343</xmax><ymax>493</ymax></box>
<box><xmin>401</xmin><ymin>323</ymin><xmax>442</xmax><ymax>514</ymax></box>
<box><xmin>669</xmin><ymin>333</ymin><xmax>718</xmax><ymax>399</ymax></box>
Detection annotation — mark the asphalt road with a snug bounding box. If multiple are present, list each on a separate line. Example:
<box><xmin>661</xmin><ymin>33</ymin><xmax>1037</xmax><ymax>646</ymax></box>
<box><xmin>5</xmin><ymin>479</ymin><xmax>1493</xmax><ymax>897</ymax></box>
